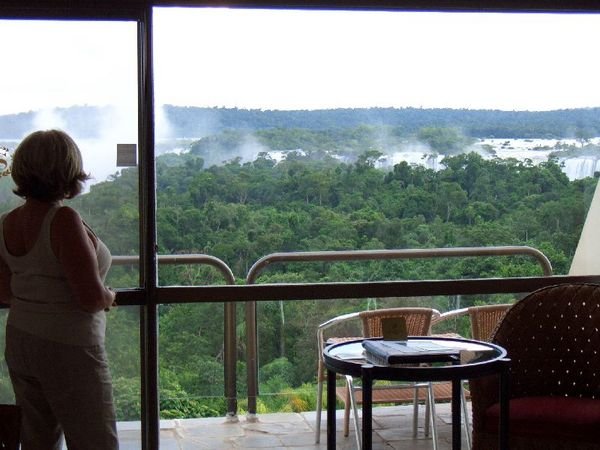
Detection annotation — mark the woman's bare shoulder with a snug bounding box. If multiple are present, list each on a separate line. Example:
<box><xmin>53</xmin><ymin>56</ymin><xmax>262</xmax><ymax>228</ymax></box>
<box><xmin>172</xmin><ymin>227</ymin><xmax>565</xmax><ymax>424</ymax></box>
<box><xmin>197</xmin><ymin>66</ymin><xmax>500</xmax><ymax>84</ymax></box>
<box><xmin>51</xmin><ymin>206</ymin><xmax>89</xmax><ymax>241</ymax></box>
<box><xmin>53</xmin><ymin>205</ymin><xmax>81</xmax><ymax>222</ymax></box>
<box><xmin>53</xmin><ymin>206</ymin><xmax>98</xmax><ymax>248</ymax></box>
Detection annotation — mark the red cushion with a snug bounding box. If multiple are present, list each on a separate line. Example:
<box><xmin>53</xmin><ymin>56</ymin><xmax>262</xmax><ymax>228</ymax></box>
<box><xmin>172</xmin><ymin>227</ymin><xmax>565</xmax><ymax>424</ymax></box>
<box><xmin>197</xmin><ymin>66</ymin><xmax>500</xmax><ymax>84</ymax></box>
<box><xmin>485</xmin><ymin>396</ymin><xmax>600</xmax><ymax>443</ymax></box>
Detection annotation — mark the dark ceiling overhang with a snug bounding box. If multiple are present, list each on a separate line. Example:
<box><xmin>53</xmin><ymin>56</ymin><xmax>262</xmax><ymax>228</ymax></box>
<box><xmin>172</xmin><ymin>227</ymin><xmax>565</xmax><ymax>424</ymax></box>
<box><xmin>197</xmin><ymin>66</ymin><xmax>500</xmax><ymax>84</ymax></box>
<box><xmin>2</xmin><ymin>0</ymin><xmax>600</xmax><ymax>15</ymax></box>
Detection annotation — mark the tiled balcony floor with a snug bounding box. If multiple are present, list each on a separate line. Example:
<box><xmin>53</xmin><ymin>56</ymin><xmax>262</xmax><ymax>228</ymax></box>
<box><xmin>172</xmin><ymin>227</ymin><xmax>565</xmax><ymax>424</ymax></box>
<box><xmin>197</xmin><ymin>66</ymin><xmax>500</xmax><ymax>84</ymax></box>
<box><xmin>117</xmin><ymin>401</ymin><xmax>470</xmax><ymax>449</ymax></box>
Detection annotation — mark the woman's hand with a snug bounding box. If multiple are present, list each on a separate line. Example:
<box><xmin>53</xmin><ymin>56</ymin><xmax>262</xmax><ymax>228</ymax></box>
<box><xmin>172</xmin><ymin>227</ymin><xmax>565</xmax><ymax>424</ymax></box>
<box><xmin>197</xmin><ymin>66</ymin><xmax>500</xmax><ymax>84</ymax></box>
<box><xmin>104</xmin><ymin>287</ymin><xmax>117</xmax><ymax>311</ymax></box>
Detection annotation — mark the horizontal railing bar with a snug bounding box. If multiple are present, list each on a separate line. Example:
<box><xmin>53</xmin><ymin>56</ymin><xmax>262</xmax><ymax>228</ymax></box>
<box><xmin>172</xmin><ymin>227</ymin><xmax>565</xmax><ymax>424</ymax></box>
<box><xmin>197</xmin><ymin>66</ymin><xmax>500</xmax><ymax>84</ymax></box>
<box><xmin>110</xmin><ymin>274</ymin><xmax>600</xmax><ymax>305</ymax></box>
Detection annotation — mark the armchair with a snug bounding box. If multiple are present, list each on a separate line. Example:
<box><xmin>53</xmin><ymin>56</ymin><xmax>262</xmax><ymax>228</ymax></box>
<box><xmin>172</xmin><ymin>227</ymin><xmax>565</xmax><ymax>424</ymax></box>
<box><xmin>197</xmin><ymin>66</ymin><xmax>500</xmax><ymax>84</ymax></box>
<box><xmin>469</xmin><ymin>283</ymin><xmax>600</xmax><ymax>450</ymax></box>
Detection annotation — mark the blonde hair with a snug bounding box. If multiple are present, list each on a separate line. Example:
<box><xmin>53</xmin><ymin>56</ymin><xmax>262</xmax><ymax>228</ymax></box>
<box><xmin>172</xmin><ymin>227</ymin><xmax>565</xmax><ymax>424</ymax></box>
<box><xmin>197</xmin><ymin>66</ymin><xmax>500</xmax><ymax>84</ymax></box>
<box><xmin>11</xmin><ymin>129</ymin><xmax>90</xmax><ymax>201</ymax></box>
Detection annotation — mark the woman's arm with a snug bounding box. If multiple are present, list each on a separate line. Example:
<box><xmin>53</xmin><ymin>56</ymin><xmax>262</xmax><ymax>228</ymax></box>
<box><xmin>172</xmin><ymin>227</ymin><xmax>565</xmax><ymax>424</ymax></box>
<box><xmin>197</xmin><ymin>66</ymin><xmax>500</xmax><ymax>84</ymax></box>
<box><xmin>51</xmin><ymin>206</ymin><xmax>115</xmax><ymax>313</ymax></box>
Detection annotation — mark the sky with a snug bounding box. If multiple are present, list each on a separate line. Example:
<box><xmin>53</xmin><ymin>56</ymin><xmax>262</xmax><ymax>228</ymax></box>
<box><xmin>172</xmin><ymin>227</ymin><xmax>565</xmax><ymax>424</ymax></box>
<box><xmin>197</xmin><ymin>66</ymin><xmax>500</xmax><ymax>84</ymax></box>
<box><xmin>2</xmin><ymin>8</ymin><xmax>600</xmax><ymax>117</ymax></box>
<box><xmin>1</xmin><ymin>8</ymin><xmax>600</xmax><ymax>183</ymax></box>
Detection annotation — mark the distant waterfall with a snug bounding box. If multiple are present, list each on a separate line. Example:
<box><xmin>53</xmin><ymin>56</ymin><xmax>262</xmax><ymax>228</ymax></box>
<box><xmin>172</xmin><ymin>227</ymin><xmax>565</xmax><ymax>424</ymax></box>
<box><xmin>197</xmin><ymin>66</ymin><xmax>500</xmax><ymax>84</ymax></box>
<box><xmin>382</xmin><ymin>140</ymin><xmax>600</xmax><ymax>181</ymax></box>
<box><xmin>383</xmin><ymin>152</ymin><xmax>600</xmax><ymax>180</ymax></box>
<box><xmin>561</xmin><ymin>157</ymin><xmax>600</xmax><ymax>180</ymax></box>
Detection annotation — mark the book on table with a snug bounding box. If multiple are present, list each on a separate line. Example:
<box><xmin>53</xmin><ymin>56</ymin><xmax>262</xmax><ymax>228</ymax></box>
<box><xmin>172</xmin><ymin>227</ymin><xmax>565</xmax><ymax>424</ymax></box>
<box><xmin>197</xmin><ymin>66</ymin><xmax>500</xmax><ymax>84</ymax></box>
<box><xmin>362</xmin><ymin>339</ymin><xmax>461</xmax><ymax>365</ymax></box>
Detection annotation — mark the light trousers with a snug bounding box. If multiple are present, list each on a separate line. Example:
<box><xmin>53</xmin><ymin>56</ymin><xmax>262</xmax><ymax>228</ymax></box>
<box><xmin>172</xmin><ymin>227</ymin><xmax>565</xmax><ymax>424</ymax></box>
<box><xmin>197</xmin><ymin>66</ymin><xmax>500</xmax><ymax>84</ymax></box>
<box><xmin>5</xmin><ymin>325</ymin><xmax>119</xmax><ymax>450</ymax></box>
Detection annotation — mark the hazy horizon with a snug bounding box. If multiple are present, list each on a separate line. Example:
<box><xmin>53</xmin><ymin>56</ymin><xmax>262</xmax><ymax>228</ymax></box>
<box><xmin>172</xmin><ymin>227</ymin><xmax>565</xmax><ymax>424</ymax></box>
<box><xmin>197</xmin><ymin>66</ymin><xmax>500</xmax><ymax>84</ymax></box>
<box><xmin>3</xmin><ymin>9</ymin><xmax>600</xmax><ymax>115</ymax></box>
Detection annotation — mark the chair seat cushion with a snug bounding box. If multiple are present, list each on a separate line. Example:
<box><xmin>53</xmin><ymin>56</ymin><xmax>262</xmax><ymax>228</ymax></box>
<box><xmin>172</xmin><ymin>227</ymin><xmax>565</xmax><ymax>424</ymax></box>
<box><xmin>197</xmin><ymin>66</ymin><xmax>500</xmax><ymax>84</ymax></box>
<box><xmin>485</xmin><ymin>396</ymin><xmax>600</xmax><ymax>443</ymax></box>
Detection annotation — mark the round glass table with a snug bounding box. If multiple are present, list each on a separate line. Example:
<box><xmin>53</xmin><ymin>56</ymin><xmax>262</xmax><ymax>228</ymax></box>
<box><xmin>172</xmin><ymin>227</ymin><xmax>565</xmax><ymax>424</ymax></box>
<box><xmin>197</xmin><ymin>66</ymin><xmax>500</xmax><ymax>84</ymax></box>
<box><xmin>323</xmin><ymin>336</ymin><xmax>510</xmax><ymax>450</ymax></box>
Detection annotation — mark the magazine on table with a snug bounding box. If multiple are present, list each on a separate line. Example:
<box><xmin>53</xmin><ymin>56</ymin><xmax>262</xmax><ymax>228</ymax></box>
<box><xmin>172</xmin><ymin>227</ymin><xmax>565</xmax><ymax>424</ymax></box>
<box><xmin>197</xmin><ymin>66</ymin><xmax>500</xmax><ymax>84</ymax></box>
<box><xmin>362</xmin><ymin>339</ymin><xmax>461</xmax><ymax>365</ymax></box>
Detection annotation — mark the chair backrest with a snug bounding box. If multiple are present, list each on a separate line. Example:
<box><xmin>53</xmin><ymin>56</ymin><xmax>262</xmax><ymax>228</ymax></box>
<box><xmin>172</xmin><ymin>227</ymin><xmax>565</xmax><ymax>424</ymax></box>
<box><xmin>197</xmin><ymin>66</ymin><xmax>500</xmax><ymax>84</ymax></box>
<box><xmin>0</xmin><ymin>404</ymin><xmax>20</xmax><ymax>450</ymax></box>
<box><xmin>359</xmin><ymin>307</ymin><xmax>435</xmax><ymax>338</ymax></box>
<box><xmin>468</xmin><ymin>304</ymin><xmax>512</xmax><ymax>341</ymax></box>
<box><xmin>491</xmin><ymin>283</ymin><xmax>600</xmax><ymax>399</ymax></box>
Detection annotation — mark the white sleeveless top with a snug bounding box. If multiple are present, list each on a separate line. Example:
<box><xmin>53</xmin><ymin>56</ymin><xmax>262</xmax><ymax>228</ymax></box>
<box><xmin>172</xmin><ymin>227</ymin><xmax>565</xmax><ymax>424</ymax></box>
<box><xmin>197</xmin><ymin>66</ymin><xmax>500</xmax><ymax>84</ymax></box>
<box><xmin>0</xmin><ymin>206</ymin><xmax>111</xmax><ymax>346</ymax></box>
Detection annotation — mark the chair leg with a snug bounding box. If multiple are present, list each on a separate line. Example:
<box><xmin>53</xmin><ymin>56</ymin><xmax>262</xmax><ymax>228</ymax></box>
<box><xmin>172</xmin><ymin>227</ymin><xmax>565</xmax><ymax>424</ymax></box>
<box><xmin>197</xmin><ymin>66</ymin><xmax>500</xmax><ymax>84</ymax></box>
<box><xmin>346</xmin><ymin>375</ymin><xmax>362</xmax><ymax>450</ymax></box>
<box><xmin>427</xmin><ymin>383</ymin><xmax>439</xmax><ymax>450</ymax></box>
<box><xmin>315</xmin><ymin>377</ymin><xmax>323</xmax><ymax>443</ymax></box>
<box><xmin>461</xmin><ymin>383</ymin><xmax>472</xmax><ymax>450</ymax></box>
<box><xmin>413</xmin><ymin>383</ymin><xmax>420</xmax><ymax>438</ymax></box>
<box><xmin>424</xmin><ymin>386</ymin><xmax>431</xmax><ymax>437</ymax></box>
<box><xmin>343</xmin><ymin>383</ymin><xmax>351</xmax><ymax>437</ymax></box>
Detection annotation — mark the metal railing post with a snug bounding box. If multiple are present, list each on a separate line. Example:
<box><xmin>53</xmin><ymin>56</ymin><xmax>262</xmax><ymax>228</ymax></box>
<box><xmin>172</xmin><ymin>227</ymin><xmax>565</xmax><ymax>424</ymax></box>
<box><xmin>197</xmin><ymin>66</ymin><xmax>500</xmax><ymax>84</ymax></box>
<box><xmin>111</xmin><ymin>254</ymin><xmax>238</xmax><ymax>420</ymax></box>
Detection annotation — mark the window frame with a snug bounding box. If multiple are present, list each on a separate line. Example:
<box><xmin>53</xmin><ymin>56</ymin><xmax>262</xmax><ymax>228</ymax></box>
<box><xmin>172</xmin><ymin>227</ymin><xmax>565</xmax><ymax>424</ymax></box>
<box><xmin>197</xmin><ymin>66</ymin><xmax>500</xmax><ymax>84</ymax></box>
<box><xmin>2</xmin><ymin>2</ymin><xmax>600</xmax><ymax>449</ymax></box>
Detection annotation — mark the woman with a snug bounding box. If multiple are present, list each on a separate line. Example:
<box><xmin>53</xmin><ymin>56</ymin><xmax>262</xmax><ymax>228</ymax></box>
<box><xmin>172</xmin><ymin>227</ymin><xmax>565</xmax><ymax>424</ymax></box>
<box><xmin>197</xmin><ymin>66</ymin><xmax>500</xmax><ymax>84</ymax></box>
<box><xmin>0</xmin><ymin>130</ymin><xmax>118</xmax><ymax>449</ymax></box>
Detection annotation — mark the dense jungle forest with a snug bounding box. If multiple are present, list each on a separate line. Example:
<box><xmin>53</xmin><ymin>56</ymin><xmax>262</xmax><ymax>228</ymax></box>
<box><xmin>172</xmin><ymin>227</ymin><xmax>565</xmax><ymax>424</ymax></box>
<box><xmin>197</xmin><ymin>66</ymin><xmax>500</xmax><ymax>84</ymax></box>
<box><xmin>0</xmin><ymin>110</ymin><xmax>598</xmax><ymax>420</ymax></box>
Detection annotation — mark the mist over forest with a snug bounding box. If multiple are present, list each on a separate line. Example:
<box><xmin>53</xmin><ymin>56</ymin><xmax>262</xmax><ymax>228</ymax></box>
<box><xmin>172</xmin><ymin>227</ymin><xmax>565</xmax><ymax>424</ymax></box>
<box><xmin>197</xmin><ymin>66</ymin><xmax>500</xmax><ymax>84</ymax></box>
<box><xmin>4</xmin><ymin>104</ymin><xmax>599</xmax><ymax>182</ymax></box>
<box><xmin>2</xmin><ymin>104</ymin><xmax>600</xmax><ymax>140</ymax></box>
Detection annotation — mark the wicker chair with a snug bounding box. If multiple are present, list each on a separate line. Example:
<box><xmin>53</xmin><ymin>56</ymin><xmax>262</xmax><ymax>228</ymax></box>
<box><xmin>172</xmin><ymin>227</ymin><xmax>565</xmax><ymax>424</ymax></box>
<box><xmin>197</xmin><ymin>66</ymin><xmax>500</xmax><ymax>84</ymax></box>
<box><xmin>355</xmin><ymin>307</ymin><xmax>444</xmax><ymax>447</ymax></box>
<box><xmin>469</xmin><ymin>283</ymin><xmax>600</xmax><ymax>450</ymax></box>
<box><xmin>431</xmin><ymin>303</ymin><xmax>513</xmax><ymax>342</ymax></box>
<box><xmin>432</xmin><ymin>302</ymin><xmax>513</xmax><ymax>450</ymax></box>
<box><xmin>468</xmin><ymin>304</ymin><xmax>512</xmax><ymax>342</ymax></box>
<box><xmin>315</xmin><ymin>307</ymin><xmax>440</xmax><ymax>448</ymax></box>
<box><xmin>0</xmin><ymin>404</ymin><xmax>20</xmax><ymax>450</ymax></box>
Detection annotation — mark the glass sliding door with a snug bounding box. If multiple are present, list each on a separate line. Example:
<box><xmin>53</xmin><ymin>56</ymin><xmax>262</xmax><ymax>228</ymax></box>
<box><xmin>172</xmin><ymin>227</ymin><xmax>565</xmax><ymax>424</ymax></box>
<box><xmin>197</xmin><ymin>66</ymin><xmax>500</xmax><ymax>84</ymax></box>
<box><xmin>0</xmin><ymin>17</ymin><xmax>142</xmax><ymax>444</ymax></box>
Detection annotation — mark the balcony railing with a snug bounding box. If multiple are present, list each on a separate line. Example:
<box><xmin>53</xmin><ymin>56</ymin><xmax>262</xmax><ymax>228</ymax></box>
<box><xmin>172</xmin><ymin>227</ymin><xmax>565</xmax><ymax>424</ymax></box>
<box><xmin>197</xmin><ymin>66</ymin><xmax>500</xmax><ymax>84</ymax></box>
<box><xmin>113</xmin><ymin>245</ymin><xmax>556</xmax><ymax>419</ymax></box>
<box><xmin>244</xmin><ymin>245</ymin><xmax>552</xmax><ymax>417</ymax></box>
